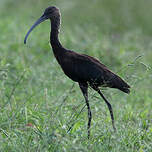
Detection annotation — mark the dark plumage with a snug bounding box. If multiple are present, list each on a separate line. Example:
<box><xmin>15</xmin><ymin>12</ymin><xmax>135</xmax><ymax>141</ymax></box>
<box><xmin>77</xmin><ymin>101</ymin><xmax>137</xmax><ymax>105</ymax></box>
<box><xmin>24</xmin><ymin>6</ymin><xmax>130</xmax><ymax>138</ymax></box>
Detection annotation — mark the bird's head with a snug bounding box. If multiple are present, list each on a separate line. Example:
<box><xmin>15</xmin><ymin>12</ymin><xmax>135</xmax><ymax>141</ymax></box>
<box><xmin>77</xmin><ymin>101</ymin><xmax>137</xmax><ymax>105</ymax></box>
<box><xmin>44</xmin><ymin>6</ymin><xmax>60</xmax><ymax>19</ymax></box>
<box><xmin>24</xmin><ymin>6</ymin><xmax>60</xmax><ymax>44</ymax></box>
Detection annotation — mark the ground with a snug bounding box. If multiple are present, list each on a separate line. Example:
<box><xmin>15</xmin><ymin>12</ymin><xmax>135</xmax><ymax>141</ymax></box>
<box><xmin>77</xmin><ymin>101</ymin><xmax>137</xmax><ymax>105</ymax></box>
<box><xmin>0</xmin><ymin>0</ymin><xmax>152</xmax><ymax>151</ymax></box>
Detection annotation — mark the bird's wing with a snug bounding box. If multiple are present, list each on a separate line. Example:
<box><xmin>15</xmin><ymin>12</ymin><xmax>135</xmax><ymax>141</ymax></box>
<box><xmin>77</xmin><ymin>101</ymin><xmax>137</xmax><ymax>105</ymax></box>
<box><xmin>81</xmin><ymin>54</ymin><xmax>108</xmax><ymax>69</ymax></box>
<box><xmin>68</xmin><ymin>51</ymin><xmax>112</xmax><ymax>83</ymax></box>
<box><xmin>67</xmin><ymin>51</ymin><xmax>130</xmax><ymax>94</ymax></box>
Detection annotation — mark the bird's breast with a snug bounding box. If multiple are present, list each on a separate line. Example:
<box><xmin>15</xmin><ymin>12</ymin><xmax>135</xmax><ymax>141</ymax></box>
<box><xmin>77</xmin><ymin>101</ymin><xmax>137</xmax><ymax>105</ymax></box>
<box><xmin>58</xmin><ymin>58</ymin><xmax>80</xmax><ymax>82</ymax></box>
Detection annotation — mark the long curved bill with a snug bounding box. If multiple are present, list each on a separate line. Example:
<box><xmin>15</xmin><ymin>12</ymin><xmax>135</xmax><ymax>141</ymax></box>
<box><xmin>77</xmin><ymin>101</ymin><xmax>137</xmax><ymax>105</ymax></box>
<box><xmin>24</xmin><ymin>14</ymin><xmax>46</xmax><ymax>44</ymax></box>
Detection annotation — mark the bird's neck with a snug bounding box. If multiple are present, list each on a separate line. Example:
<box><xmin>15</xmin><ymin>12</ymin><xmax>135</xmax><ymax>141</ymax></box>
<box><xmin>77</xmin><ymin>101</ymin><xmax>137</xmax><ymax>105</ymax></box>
<box><xmin>50</xmin><ymin>15</ymin><xmax>67</xmax><ymax>64</ymax></box>
<box><xmin>50</xmin><ymin>15</ymin><xmax>63</xmax><ymax>51</ymax></box>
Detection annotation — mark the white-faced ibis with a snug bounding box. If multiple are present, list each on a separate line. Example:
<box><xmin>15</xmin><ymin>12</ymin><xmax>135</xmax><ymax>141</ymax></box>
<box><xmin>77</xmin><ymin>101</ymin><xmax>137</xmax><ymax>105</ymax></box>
<box><xmin>24</xmin><ymin>6</ymin><xmax>130</xmax><ymax>138</ymax></box>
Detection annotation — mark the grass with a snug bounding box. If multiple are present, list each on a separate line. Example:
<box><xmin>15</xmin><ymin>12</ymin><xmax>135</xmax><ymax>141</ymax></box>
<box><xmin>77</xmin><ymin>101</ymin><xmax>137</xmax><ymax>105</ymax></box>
<box><xmin>0</xmin><ymin>0</ymin><xmax>152</xmax><ymax>151</ymax></box>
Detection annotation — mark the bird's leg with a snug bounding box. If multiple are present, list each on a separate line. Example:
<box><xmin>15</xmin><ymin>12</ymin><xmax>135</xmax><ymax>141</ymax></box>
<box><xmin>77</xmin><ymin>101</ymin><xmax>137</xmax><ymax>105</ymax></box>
<box><xmin>97</xmin><ymin>89</ymin><xmax>116</xmax><ymax>131</ymax></box>
<box><xmin>79</xmin><ymin>82</ymin><xmax>92</xmax><ymax>139</ymax></box>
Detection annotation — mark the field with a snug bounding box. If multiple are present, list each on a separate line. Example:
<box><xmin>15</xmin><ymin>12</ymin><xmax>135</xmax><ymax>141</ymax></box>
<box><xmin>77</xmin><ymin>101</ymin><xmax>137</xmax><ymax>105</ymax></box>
<box><xmin>0</xmin><ymin>0</ymin><xmax>152</xmax><ymax>151</ymax></box>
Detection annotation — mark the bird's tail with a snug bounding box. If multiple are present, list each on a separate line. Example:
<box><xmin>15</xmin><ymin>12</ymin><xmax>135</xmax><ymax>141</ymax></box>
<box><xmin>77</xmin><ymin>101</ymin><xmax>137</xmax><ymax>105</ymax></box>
<box><xmin>119</xmin><ymin>84</ymin><xmax>130</xmax><ymax>94</ymax></box>
<box><xmin>109</xmin><ymin>74</ymin><xmax>130</xmax><ymax>94</ymax></box>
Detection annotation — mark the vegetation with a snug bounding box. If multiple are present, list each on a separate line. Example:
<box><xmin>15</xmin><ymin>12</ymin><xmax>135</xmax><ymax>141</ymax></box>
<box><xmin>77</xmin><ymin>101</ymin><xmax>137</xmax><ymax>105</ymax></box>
<box><xmin>0</xmin><ymin>0</ymin><xmax>152</xmax><ymax>151</ymax></box>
